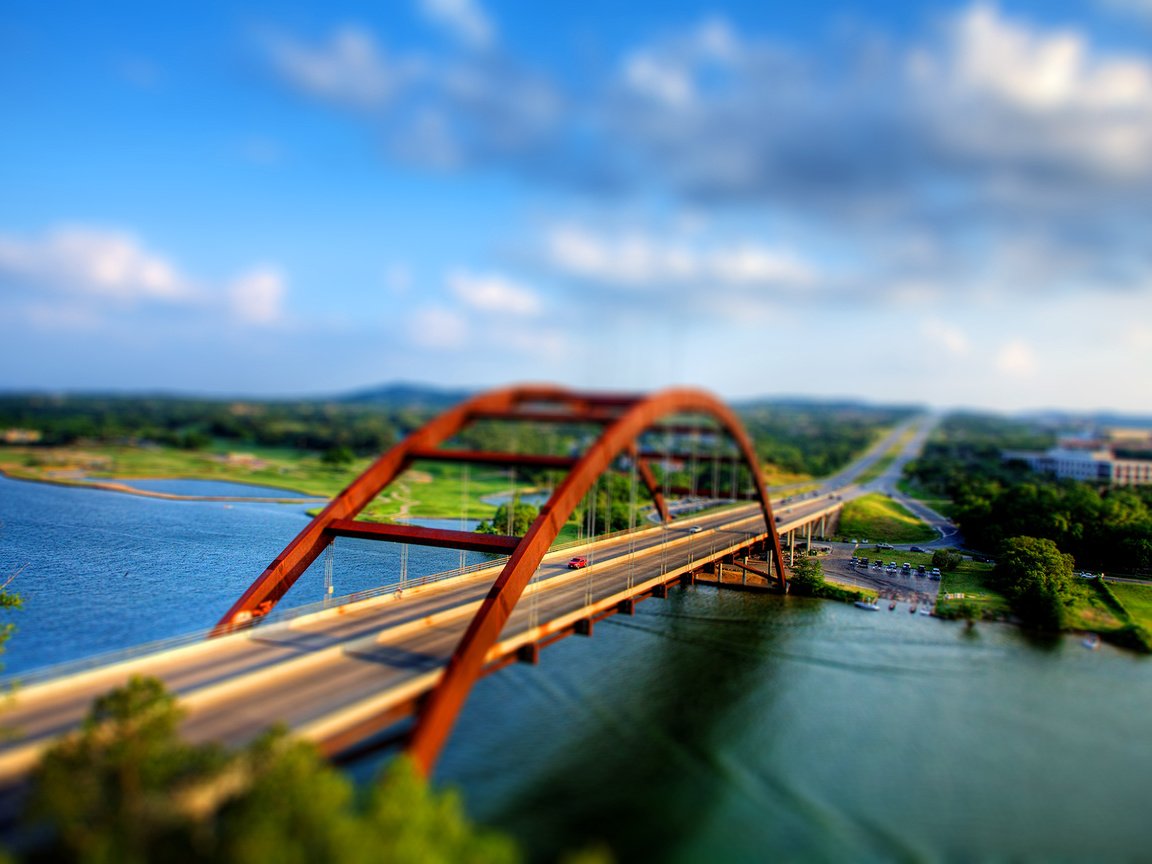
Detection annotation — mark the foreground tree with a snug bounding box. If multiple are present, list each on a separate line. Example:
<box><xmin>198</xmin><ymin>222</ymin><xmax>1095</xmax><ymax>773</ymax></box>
<box><xmin>993</xmin><ymin>536</ymin><xmax>1075</xmax><ymax>631</ymax></box>
<box><xmin>27</xmin><ymin>678</ymin><xmax>520</xmax><ymax>864</ymax></box>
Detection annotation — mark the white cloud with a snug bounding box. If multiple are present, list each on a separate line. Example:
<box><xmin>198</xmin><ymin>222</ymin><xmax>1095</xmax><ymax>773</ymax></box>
<box><xmin>544</xmin><ymin>224</ymin><xmax>814</xmax><ymax>291</ymax></box>
<box><xmin>623</xmin><ymin>54</ymin><xmax>696</xmax><ymax>108</ymax></box>
<box><xmin>411</xmin><ymin>306</ymin><xmax>469</xmax><ymax>348</ymax></box>
<box><xmin>912</xmin><ymin>4</ymin><xmax>1152</xmax><ymax>178</ymax></box>
<box><xmin>996</xmin><ymin>339</ymin><xmax>1037</xmax><ymax>377</ymax></box>
<box><xmin>921</xmin><ymin>317</ymin><xmax>970</xmax><ymax>355</ymax></box>
<box><xmin>418</xmin><ymin>0</ymin><xmax>495</xmax><ymax>49</ymax></box>
<box><xmin>266</xmin><ymin>26</ymin><xmax>398</xmax><ymax>109</ymax></box>
<box><xmin>0</xmin><ymin>226</ymin><xmax>190</xmax><ymax>303</ymax></box>
<box><xmin>230</xmin><ymin>267</ymin><xmax>286</xmax><ymax>326</ymax></box>
<box><xmin>448</xmin><ymin>269</ymin><xmax>540</xmax><ymax>316</ymax></box>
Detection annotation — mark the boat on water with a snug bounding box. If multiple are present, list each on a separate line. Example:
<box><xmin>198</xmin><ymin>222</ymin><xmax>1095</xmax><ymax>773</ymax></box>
<box><xmin>854</xmin><ymin>600</ymin><xmax>881</xmax><ymax>611</ymax></box>
<box><xmin>919</xmin><ymin>606</ymin><xmax>932</xmax><ymax>616</ymax></box>
<box><xmin>909</xmin><ymin>605</ymin><xmax>918</xmax><ymax>614</ymax></box>
<box><xmin>888</xmin><ymin>601</ymin><xmax>897</xmax><ymax>611</ymax></box>
<box><xmin>1083</xmin><ymin>633</ymin><xmax>1101</xmax><ymax>650</ymax></box>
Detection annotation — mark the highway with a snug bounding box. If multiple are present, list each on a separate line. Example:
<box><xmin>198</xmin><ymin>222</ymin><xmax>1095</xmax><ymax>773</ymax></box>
<box><xmin>0</xmin><ymin>413</ymin><xmax>934</xmax><ymax>781</ymax></box>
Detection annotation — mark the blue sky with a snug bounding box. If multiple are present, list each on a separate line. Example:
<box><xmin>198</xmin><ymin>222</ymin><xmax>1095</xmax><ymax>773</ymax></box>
<box><xmin>2</xmin><ymin>0</ymin><xmax>1151</xmax><ymax>411</ymax></box>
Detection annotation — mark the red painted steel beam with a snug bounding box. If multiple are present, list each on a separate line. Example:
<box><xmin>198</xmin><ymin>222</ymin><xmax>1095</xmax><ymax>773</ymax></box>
<box><xmin>468</xmin><ymin>409</ymin><xmax>620</xmax><ymax>425</ymax></box>
<box><xmin>407</xmin><ymin>449</ymin><xmax>579</xmax><ymax>470</ymax></box>
<box><xmin>635</xmin><ymin>458</ymin><xmax>671</xmax><ymax>524</ymax></box>
<box><xmin>325</xmin><ymin>520</ymin><xmax>522</xmax><ymax>554</ymax></box>
<box><xmin>406</xmin><ymin>387</ymin><xmax>785</xmax><ymax>775</ymax></box>
<box><xmin>212</xmin><ymin>385</ymin><xmax>598</xmax><ymax>634</ymax></box>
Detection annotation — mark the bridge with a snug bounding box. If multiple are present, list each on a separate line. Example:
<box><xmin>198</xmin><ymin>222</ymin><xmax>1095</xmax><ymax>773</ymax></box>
<box><xmin>0</xmin><ymin>386</ymin><xmax>859</xmax><ymax>783</ymax></box>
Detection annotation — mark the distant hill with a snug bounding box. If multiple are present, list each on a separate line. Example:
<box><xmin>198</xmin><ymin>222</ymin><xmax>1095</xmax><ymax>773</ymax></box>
<box><xmin>1019</xmin><ymin>410</ymin><xmax>1152</xmax><ymax>430</ymax></box>
<box><xmin>337</xmin><ymin>382</ymin><xmax>474</xmax><ymax>410</ymax></box>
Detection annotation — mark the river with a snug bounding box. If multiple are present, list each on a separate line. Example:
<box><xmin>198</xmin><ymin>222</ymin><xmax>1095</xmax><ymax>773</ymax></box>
<box><xmin>2</xmin><ymin>475</ymin><xmax>1150</xmax><ymax>861</ymax></box>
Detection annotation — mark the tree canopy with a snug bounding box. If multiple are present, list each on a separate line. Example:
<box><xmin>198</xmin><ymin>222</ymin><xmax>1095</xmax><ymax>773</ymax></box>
<box><xmin>25</xmin><ymin>677</ymin><xmax>521</xmax><ymax>864</ymax></box>
<box><xmin>993</xmin><ymin>536</ymin><xmax>1076</xmax><ymax>631</ymax></box>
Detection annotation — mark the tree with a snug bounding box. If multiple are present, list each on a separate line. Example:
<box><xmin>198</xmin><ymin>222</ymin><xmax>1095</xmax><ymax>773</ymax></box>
<box><xmin>27</xmin><ymin>678</ymin><xmax>523</xmax><ymax>863</ymax></box>
<box><xmin>993</xmin><ymin>536</ymin><xmax>1075</xmax><ymax>631</ymax></box>
<box><xmin>787</xmin><ymin>555</ymin><xmax>826</xmax><ymax>592</ymax></box>
<box><xmin>476</xmin><ymin>494</ymin><xmax>538</xmax><ymax>536</ymax></box>
<box><xmin>931</xmin><ymin>549</ymin><xmax>963</xmax><ymax>572</ymax></box>
<box><xmin>321</xmin><ymin>445</ymin><xmax>355</xmax><ymax>468</ymax></box>
<box><xmin>28</xmin><ymin>676</ymin><xmax>230</xmax><ymax>864</ymax></box>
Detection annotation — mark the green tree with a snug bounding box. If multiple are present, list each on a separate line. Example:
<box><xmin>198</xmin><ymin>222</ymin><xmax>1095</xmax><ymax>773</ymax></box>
<box><xmin>787</xmin><ymin>555</ymin><xmax>826</xmax><ymax>592</ymax></box>
<box><xmin>993</xmin><ymin>536</ymin><xmax>1075</xmax><ymax>631</ymax></box>
<box><xmin>321</xmin><ymin>445</ymin><xmax>355</xmax><ymax>468</ymax></box>
<box><xmin>476</xmin><ymin>494</ymin><xmax>538</xmax><ymax>536</ymax></box>
<box><xmin>26</xmin><ymin>678</ymin><xmax>524</xmax><ymax>864</ymax></box>
<box><xmin>931</xmin><ymin>549</ymin><xmax>963</xmax><ymax>571</ymax></box>
<box><xmin>28</xmin><ymin>676</ymin><xmax>229</xmax><ymax>864</ymax></box>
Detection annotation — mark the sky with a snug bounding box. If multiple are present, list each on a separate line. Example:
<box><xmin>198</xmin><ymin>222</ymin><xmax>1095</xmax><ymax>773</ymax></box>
<box><xmin>2</xmin><ymin>0</ymin><xmax>1151</xmax><ymax>412</ymax></box>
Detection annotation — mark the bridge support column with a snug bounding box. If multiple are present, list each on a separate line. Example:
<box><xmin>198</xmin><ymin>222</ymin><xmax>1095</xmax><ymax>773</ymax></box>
<box><xmin>618</xmin><ymin>598</ymin><xmax>635</xmax><ymax>615</ymax></box>
<box><xmin>680</xmin><ymin>571</ymin><xmax>696</xmax><ymax>587</ymax></box>
<box><xmin>789</xmin><ymin>530</ymin><xmax>796</xmax><ymax>566</ymax></box>
<box><xmin>653</xmin><ymin>583</ymin><xmax>668</xmax><ymax>599</ymax></box>
<box><xmin>575</xmin><ymin>618</ymin><xmax>594</xmax><ymax>637</ymax></box>
<box><xmin>805</xmin><ymin>521</ymin><xmax>812</xmax><ymax>552</ymax></box>
<box><xmin>517</xmin><ymin>643</ymin><xmax>540</xmax><ymax>665</ymax></box>
<box><xmin>820</xmin><ymin>514</ymin><xmax>827</xmax><ymax>539</ymax></box>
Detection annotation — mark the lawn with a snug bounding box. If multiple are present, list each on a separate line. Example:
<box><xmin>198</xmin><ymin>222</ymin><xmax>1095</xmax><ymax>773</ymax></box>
<box><xmin>838</xmin><ymin>493</ymin><xmax>937</xmax><ymax>544</ymax></box>
<box><xmin>934</xmin><ymin>559</ymin><xmax>1010</xmax><ymax>618</ymax></box>
<box><xmin>1064</xmin><ymin>580</ymin><xmax>1127</xmax><ymax>632</ymax></box>
<box><xmin>1107</xmin><ymin>582</ymin><xmax>1152</xmax><ymax>631</ymax></box>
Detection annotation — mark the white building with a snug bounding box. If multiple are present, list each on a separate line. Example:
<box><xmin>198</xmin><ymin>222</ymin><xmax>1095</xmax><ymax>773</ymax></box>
<box><xmin>1004</xmin><ymin>428</ymin><xmax>1152</xmax><ymax>486</ymax></box>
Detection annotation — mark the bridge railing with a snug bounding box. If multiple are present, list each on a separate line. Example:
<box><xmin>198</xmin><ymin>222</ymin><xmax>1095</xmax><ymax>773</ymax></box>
<box><xmin>0</xmin><ymin>502</ymin><xmax>767</xmax><ymax>691</ymax></box>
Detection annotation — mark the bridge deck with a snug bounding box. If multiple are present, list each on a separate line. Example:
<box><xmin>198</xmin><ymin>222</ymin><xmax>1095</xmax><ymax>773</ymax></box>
<box><xmin>0</xmin><ymin>498</ymin><xmax>840</xmax><ymax>781</ymax></box>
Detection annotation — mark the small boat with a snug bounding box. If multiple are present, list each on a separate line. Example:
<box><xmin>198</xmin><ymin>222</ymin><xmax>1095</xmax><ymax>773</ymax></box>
<box><xmin>1082</xmin><ymin>633</ymin><xmax>1100</xmax><ymax>650</ymax></box>
<box><xmin>919</xmin><ymin>606</ymin><xmax>932</xmax><ymax>616</ymax></box>
<box><xmin>888</xmin><ymin>601</ymin><xmax>897</xmax><ymax>611</ymax></box>
<box><xmin>854</xmin><ymin>600</ymin><xmax>880</xmax><ymax>611</ymax></box>
<box><xmin>909</xmin><ymin>605</ymin><xmax>917</xmax><ymax>614</ymax></box>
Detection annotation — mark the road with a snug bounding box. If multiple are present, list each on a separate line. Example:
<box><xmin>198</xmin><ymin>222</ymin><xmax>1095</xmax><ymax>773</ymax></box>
<box><xmin>0</xmin><ymin>412</ymin><xmax>940</xmax><ymax>780</ymax></box>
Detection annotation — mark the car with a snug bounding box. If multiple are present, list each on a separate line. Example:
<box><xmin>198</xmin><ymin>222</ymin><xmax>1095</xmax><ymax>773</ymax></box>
<box><xmin>910</xmin><ymin>546</ymin><xmax>925</xmax><ymax>553</ymax></box>
<box><xmin>567</xmin><ymin>556</ymin><xmax>588</xmax><ymax>569</ymax></box>
<box><xmin>688</xmin><ymin>526</ymin><xmax>703</xmax><ymax>534</ymax></box>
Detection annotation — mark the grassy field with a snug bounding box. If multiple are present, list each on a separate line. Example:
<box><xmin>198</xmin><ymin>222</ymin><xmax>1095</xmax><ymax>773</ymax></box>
<box><xmin>853</xmin><ymin>427</ymin><xmax>917</xmax><ymax>485</ymax></box>
<box><xmin>838</xmin><ymin>494</ymin><xmax>937</xmax><ymax>544</ymax></box>
<box><xmin>1106</xmin><ymin>582</ymin><xmax>1152</xmax><ymax>631</ymax></box>
<box><xmin>895</xmin><ymin>479</ymin><xmax>956</xmax><ymax>518</ymax></box>
<box><xmin>0</xmin><ymin>445</ymin><xmax>522</xmax><ymax>522</ymax></box>
<box><xmin>1064</xmin><ymin>580</ymin><xmax>1128</xmax><ymax>632</ymax></box>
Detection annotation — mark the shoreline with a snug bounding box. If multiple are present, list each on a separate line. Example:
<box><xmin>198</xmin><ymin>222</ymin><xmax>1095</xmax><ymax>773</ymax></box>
<box><xmin>0</xmin><ymin>467</ymin><xmax>328</xmax><ymax>504</ymax></box>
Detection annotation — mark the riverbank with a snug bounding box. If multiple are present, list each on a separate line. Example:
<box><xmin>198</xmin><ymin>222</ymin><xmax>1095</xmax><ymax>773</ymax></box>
<box><xmin>0</xmin><ymin>445</ymin><xmax>515</xmax><ymax>519</ymax></box>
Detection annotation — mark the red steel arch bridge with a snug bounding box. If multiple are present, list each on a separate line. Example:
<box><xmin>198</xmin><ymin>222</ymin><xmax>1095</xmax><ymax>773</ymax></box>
<box><xmin>0</xmin><ymin>386</ymin><xmax>846</xmax><ymax>781</ymax></box>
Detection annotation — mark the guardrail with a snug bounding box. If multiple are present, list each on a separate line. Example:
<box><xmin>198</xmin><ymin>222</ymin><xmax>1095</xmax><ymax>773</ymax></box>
<box><xmin>0</xmin><ymin>502</ymin><xmax>764</xmax><ymax>691</ymax></box>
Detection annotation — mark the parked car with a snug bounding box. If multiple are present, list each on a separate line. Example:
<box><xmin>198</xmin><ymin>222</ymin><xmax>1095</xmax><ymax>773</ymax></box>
<box><xmin>568</xmin><ymin>556</ymin><xmax>588</xmax><ymax>569</ymax></box>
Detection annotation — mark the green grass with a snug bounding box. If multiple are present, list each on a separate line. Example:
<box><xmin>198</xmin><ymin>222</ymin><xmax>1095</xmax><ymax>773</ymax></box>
<box><xmin>1107</xmin><ymin>582</ymin><xmax>1152</xmax><ymax>631</ymax></box>
<box><xmin>1064</xmin><ymin>580</ymin><xmax>1127</xmax><ymax>632</ymax></box>
<box><xmin>895</xmin><ymin>479</ymin><xmax>956</xmax><ymax>518</ymax></box>
<box><xmin>934</xmin><ymin>559</ymin><xmax>1009</xmax><ymax>618</ymax></box>
<box><xmin>838</xmin><ymin>494</ymin><xmax>937</xmax><ymax>544</ymax></box>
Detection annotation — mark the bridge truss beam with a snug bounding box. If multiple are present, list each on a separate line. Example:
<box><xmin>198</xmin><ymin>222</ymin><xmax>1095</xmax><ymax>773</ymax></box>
<box><xmin>213</xmin><ymin>385</ymin><xmax>786</xmax><ymax>773</ymax></box>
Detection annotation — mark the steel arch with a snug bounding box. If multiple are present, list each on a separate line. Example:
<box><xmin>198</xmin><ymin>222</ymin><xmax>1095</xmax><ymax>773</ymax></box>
<box><xmin>214</xmin><ymin>385</ymin><xmax>618</xmax><ymax>632</ymax></box>
<box><xmin>213</xmin><ymin>384</ymin><xmax>785</xmax><ymax>772</ymax></box>
<box><xmin>407</xmin><ymin>387</ymin><xmax>785</xmax><ymax>773</ymax></box>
